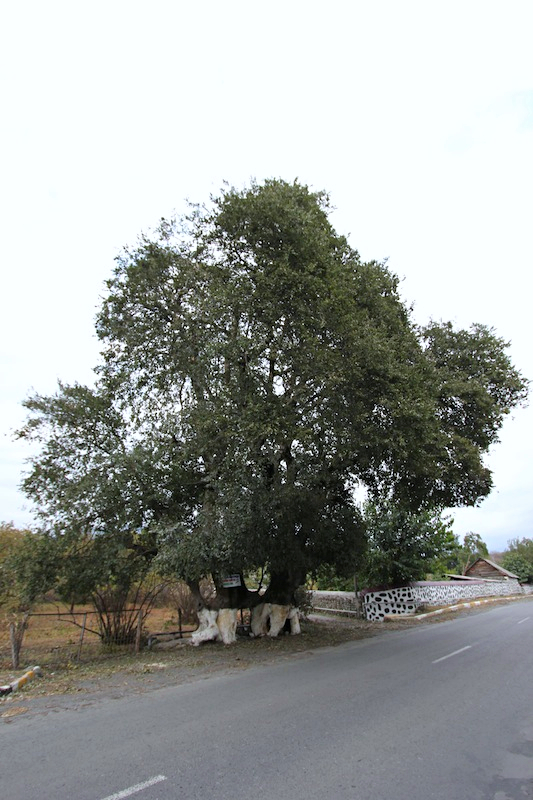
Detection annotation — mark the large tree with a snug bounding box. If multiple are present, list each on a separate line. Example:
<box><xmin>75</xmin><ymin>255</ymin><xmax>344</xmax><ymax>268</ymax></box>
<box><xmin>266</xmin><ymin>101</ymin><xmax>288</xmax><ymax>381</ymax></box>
<box><xmin>17</xmin><ymin>179</ymin><xmax>528</xmax><ymax>641</ymax></box>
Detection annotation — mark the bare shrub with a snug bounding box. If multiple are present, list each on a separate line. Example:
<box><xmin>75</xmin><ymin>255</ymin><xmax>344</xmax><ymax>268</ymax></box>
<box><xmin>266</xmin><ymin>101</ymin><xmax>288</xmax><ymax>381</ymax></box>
<box><xmin>163</xmin><ymin>581</ymin><xmax>199</xmax><ymax>626</ymax></box>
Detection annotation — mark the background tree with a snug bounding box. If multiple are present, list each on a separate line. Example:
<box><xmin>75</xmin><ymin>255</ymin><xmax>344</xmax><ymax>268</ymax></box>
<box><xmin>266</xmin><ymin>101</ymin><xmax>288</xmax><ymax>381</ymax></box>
<box><xmin>0</xmin><ymin>522</ymin><xmax>56</xmax><ymax>612</ymax></box>
<box><xmin>311</xmin><ymin>564</ymin><xmax>355</xmax><ymax>592</ymax></box>
<box><xmin>17</xmin><ymin>179</ymin><xmax>529</xmax><ymax>641</ymax></box>
<box><xmin>359</xmin><ymin>502</ymin><xmax>456</xmax><ymax>588</ymax></box>
<box><xmin>420</xmin><ymin>322</ymin><xmax>528</xmax><ymax>507</ymax></box>
<box><xmin>0</xmin><ymin>522</ymin><xmax>57</xmax><ymax>667</ymax></box>
<box><xmin>5</xmin><ymin>525</ymin><xmax>164</xmax><ymax>645</ymax></box>
<box><xmin>459</xmin><ymin>531</ymin><xmax>490</xmax><ymax>573</ymax></box>
<box><xmin>0</xmin><ymin>522</ymin><xmax>25</xmax><ymax>608</ymax></box>
<box><xmin>501</xmin><ymin>553</ymin><xmax>532</xmax><ymax>583</ymax></box>
<box><xmin>502</xmin><ymin>538</ymin><xmax>533</xmax><ymax>582</ymax></box>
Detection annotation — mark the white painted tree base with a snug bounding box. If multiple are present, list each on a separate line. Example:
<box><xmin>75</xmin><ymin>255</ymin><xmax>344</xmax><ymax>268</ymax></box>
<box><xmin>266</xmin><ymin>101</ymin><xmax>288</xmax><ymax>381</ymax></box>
<box><xmin>190</xmin><ymin>608</ymin><xmax>219</xmax><ymax>646</ymax></box>
<box><xmin>251</xmin><ymin>603</ymin><xmax>301</xmax><ymax>637</ymax></box>
<box><xmin>217</xmin><ymin>608</ymin><xmax>238</xmax><ymax>644</ymax></box>
<box><xmin>251</xmin><ymin>603</ymin><xmax>271</xmax><ymax>637</ymax></box>
<box><xmin>190</xmin><ymin>605</ymin><xmax>301</xmax><ymax>645</ymax></box>
<box><xmin>288</xmin><ymin>606</ymin><xmax>301</xmax><ymax>634</ymax></box>
<box><xmin>267</xmin><ymin>604</ymin><xmax>291</xmax><ymax>636</ymax></box>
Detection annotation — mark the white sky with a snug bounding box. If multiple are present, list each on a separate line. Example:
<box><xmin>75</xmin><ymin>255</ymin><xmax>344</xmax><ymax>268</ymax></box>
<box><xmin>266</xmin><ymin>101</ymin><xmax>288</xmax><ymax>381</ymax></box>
<box><xmin>1</xmin><ymin>1</ymin><xmax>532</xmax><ymax>551</ymax></box>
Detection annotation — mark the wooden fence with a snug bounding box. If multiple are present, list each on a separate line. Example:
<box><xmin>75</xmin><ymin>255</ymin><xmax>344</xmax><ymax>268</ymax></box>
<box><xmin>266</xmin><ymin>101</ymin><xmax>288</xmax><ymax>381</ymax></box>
<box><xmin>0</xmin><ymin>605</ymin><xmax>196</xmax><ymax>674</ymax></box>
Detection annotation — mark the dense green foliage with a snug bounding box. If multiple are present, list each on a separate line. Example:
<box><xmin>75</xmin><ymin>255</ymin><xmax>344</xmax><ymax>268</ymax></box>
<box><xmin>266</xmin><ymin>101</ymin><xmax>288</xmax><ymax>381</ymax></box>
<box><xmin>1</xmin><ymin>522</ymin><xmax>27</xmax><ymax>609</ymax></box>
<box><xmin>0</xmin><ymin>522</ymin><xmax>55</xmax><ymax>611</ymax></box>
<box><xmin>458</xmin><ymin>531</ymin><xmax>490</xmax><ymax>573</ymax></box>
<box><xmin>16</xmin><ymin>180</ymin><xmax>528</xmax><ymax>601</ymax></box>
<box><xmin>502</xmin><ymin>538</ymin><xmax>533</xmax><ymax>582</ymax></box>
<box><xmin>1</xmin><ymin>522</ymin><xmax>162</xmax><ymax>642</ymax></box>
<box><xmin>358</xmin><ymin>502</ymin><xmax>456</xmax><ymax>587</ymax></box>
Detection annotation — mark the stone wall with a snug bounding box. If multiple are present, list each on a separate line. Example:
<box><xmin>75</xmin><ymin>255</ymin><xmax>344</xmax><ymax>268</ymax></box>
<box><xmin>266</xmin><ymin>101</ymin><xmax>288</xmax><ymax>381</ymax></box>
<box><xmin>361</xmin><ymin>587</ymin><xmax>421</xmax><ymax>621</ymax></box>
<box><xmin>409</xmin><ymin>579</ymin><xmax>522</xmax><ymax>607</ymax></box>
<box><xmin>310</xmin><ymin>590</ymin><xmax>361</xmax><ymax>615</ymax></box>
<box><xmin>311</xmin><ymin>581</ymin><xmax>531</xmax><ymax>622</ymax></box>
<box><xmin>363</xmin><ymin>579</ymin><xmax>525</xmax><ymax>621</ymax></box>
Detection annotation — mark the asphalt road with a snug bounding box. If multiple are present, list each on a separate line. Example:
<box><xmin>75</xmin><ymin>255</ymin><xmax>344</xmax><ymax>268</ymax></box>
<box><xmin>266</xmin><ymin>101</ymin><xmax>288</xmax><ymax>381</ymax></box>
<box><xmin>2</xmin><ymin>599</ymin><xmax>533</xmax><ymax>800</ymax></box>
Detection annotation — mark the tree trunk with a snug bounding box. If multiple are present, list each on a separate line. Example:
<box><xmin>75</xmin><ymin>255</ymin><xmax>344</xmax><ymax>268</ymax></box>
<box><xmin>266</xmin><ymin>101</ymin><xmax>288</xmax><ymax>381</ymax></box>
<box><xmin>9</xmin><ymin>613</ymin><xmax>29</xmax><ymax>670</ymax></box>
<box><xmin>190</xmin><ymin>608</ymin><xmax>219</xmax><ymax>645</ymax></box>
<box><xmin>263</xmin><ymin>568</ymin><xmax>305</xmax><ymax>606</ymax></box>
<box><xmin>250</xmin><ymin>601</ymin><xmax>302</xmax><ymax>638</ymax></box>
<box><xmin>188</xmin><ymin>575</ymin><xmax>263</xmax><ymax>612</ymax></box>
<box><xmin>251</xmin><ymin>603</ymin><xmax>271</xmax><ymax>637</ymax></box>
<box><xmin>217</xmin><ymin>608</ymin><xmax>238</xmax><ymax>644</ymax></box>
<box><xmin>267</xmin><ymin>604</ymin><xmax>291</xmax><ymax>637</ymax></box>
<box><xmin>260</xmin><ymin>568</ymin><xmax>305</xmax><ymax>637</ymax></box>
<box><xmin>187</xmin><ymin>570</ymin><xmax>304</xmax><ymax>644</ymax></box>
<box><xmin>288</xmin><ymin>606</ymin><xmax>301</xmax><ymax>634</ymax></box>
<box><xmin>212</xmin><ymin>574</ymin><xmax>264</xmax><ymax>610</ymax></box>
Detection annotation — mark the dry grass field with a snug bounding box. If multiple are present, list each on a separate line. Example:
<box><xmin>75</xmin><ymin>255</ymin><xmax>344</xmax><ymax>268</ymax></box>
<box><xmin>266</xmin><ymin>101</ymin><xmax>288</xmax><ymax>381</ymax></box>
<box><xmin>0</xmin><ymin>602</ymin><xmax>197</xmax><ymax>676</ymax></box>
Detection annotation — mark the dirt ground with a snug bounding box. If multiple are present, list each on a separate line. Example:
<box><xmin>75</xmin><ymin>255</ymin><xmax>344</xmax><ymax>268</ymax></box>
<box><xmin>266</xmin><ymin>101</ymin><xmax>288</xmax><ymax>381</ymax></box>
<box><xmin>2</xmin><ymin>596</ymin><xmax>531</xmax><ymax>722</ymax></box>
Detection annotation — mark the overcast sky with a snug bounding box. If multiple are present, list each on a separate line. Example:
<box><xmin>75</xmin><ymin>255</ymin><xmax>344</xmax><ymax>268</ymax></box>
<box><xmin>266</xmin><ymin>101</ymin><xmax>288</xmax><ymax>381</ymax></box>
<box><xmin>1</xmin><ymin>1</ymin><xmax>531</xmax><ymax>551</ymax></box>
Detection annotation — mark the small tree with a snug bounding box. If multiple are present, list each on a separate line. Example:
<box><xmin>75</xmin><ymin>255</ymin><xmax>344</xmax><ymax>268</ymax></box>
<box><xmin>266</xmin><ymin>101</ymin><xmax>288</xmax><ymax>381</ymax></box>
<box><xmin>360</xmin><ymin>502</ymin><xmax>456</xmax><ymax>588</ymax></box>
<box><xmin>459</xmin><ymin>532</ymin><xmax>489</xmax><ymax>573</ymax></box>
<box><xmin>502</xmin><ymin>538</ymin><xmax>533</xmax><ymax>582</ymax></box>
<box><xmin>1</xmin><ymin>523</ymin><xmax>58</xmax><ymax>667</ymax></box>
<box><xmin>54</xmin><ymin>532</ymin><xmax>164</xmax><ymax>645</ymax></box>
<box><xmin>0</xmin><ymin>522</ymin><xmax>25</xmax><ymax>608</ymax></box>
<box><xmin>7</xmin><ymin>526</ymin><xmax>163</xmax><ymax>645</ymax></box>
<box><xmin>1</xmin><ymin>522</ymin><xmax>28</xmax><ymax>668</ymax></box>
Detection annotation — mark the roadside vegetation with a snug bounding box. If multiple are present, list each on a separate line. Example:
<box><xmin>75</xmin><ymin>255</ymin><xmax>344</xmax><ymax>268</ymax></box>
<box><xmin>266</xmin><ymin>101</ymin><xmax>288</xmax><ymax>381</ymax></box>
<box><xmin>2</xmin><ymin>517</ymin><xmax>532</xmax><ymax>689</ymax></box>
<box><xmin>2</xmin><ymin>595</ymin><xmax>532</xmax><ymax>709</ymax></box>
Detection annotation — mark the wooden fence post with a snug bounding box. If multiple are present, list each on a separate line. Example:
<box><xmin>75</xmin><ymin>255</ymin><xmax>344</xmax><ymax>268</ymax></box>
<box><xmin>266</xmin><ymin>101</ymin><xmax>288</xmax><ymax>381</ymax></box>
<box><xmin>76</xmin><ymin>612</ymin><xmax>87</xmax><ymax>663</ymax></box>
<box><xmin>9</xmin><ymin>613</ymin><xmax>29</xmax><ymax>670</ymax></box>
<box><xmin>135</xmin><ymin>610</ymin><xmax>143</xmax><ymax>654</ymax></box>
<box><xmin>9</xmin><ymin>623</ymin><xmax>19</xmax><ymax>670</ymax></box>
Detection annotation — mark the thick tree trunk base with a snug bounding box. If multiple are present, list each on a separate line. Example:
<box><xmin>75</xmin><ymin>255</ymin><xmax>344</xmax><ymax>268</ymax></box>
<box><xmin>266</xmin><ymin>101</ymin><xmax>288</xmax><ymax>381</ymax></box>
<box><xmin>190</xmin><ymin>609</ymin><xmax>219</xmax><ymax>646</ymax></box>
<box><xmin>217</xmin><ymin>608</ymin><xmax>238</xmax><ymax>644</ymax></box>
<box><xmin>191</xmin><ymin>605</ymin><xmax>301</xmax><ymax>645</ymax></box>
<box><xmin>190</xmin><ymin>607</ymin><xmax>238</xmax><ymax>645</ymax></box>
<box><xmin>251</xmin><ymin>603</ymin><xmax>301</xmax><ymax>638</ymax></box>
<box><xmin>251</xmin><ymin>603</ymin><xmax>271</xmax><ymax>637</ymax></box>
<box><xmin>267</xmin><ymin>604</ymin><xmax>291</xmax><ymax>637</ymax></box>
<box><xmin>288</xmin><ymin>606</ymin><xmax>301</xmax><ymax>634</ymax></box>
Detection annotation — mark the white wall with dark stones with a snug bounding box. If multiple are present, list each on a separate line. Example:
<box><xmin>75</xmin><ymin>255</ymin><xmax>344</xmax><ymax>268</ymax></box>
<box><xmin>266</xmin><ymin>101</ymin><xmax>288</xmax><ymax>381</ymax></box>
<box><xmin>311</xmin><ymin>581</ymin><xmax>531</xmax><ymax>622</ymax></box>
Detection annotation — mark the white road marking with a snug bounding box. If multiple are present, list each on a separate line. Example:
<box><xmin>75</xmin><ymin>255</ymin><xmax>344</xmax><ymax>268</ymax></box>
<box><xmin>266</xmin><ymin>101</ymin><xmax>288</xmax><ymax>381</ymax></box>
<box><xmin>432</xmin><ymin>645</ymin><xmax>472</xmax><ymax>664</ymax></box>
<box><xmin>99</xmin><ymin>775</ymin><xmax>167</xmax><ymax>800</ymax></box>
<box><xmin>517</xmin><ymin>617</ymin><xmax>530</xmax><ymax>624</ymax></box>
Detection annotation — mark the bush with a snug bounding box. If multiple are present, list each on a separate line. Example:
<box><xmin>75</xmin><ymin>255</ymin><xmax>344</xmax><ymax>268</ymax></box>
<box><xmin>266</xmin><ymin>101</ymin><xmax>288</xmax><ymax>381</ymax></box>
<box><xmin>161</xmin><ymin>580</ymin><xmax>199</xmax><ymax>625</ymax></box>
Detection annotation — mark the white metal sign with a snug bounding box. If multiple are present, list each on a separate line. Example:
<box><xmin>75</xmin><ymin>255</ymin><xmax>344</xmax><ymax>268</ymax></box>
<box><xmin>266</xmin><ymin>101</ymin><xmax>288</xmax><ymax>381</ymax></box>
<box><xmin>221</xmin><ymin>574</ymin><xmax>242</xmax><ymax>588</ymax></box>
